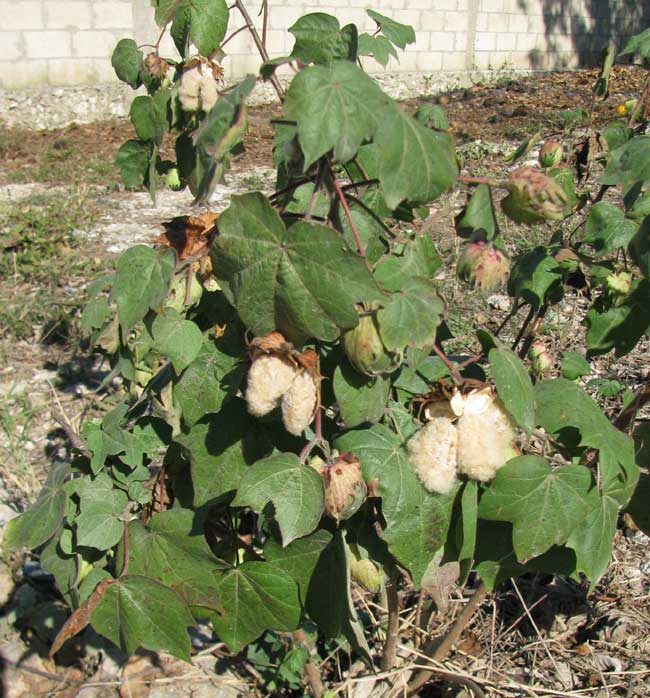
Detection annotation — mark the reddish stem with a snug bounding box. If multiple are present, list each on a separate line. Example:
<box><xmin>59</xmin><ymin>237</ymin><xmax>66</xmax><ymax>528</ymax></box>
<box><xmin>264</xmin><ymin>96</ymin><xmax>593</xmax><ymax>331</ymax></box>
<box><xmin>332</xmin><ymin>177</ymin><xmax>369</xmax><ymax>267</ymax></box>
<box><xmin>432</xmin><ymin>344</ymin><xmax>462</xmax><ymax>384</ymax></box>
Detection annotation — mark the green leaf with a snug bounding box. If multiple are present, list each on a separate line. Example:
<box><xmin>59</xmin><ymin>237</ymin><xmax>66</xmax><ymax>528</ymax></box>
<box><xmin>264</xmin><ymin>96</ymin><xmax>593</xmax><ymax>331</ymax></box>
<box><xmin>507</xmin><ymin>247</ymin><xmax>562</xmax><ymax>309</ymax></box>
<box><xmin>210</xmin><ymin>193</ymin><xmax>382</xmax><ymax>342</ymax></box>
<box><xmin>81</xmin><ymin>297</ymin><xmax>109</xmax><ymax>335</ymax></box>
<box><xmin>457</xmin><ymin>480</ymin><xmax>478</xmax><ymax>572</ymax></box>
<box><xmin>171</xmin><ymin>0</ymin><xmax>229</xmax><ymax>57</ymax></box>
<box><xmin>90</xmin><ymin>575</ymin><xmax>194</xmax><ymax>661</ymax></box>
<box><xmin>111</xmin><ymin>38</ymin><xmax>143</xmax><ymax>88</ymax></box>
<box><xmin>602</xmin><ymin>120</ymin><xmax>633</xmax><ymax>152</ymax></box>
<box><xmin>3</xmin><ymin>463</ymin><xmax>69</xmax><ymax>551</ymax></box>
<box><xmin>585</xmin><ymin>280</ymin><xmax>650</xmax><ymax>357</ymax></box>
<box><xmin>289</xmin><ymin>13</ymin><xmax>357</xmax><ymax>65</ymax></box>
<box><xmin>535</xmin><ymin>378</ymin><xmax>637</xmax><ymax>504</ymax></box>
<box><xmin>284</xmin><ymin>61</ymin><xmax>387</xmax><ymax>168</ymax></box>
<box><xmin>366</xmin><ymin>9</ymin><xmax>416</xmax><ymax>48</ymax></box>
<box><xmin>339</xmin><ymin>205</ymin><xmax>387</xmax><ymax>266</ymax></box>
<box><xmin>115</xmin><ymin>140</ymin><xmax>152</xmax><ymax>190</ymax></box>
<box><xmin>566</xmin><ymin>493</ymin><xmax>618</xmax><ymax>589</ymax></box>
<box><xmin>211</xmin><ymin>562</ymin><xmax>301</xmax><ymax>652</ymax></box>
<box><xmin>265</xmin><ymin>529</ymin><xmax>333</xmax><ymax>601</ymax></box>
<box><xmin>582</xmin><ymin>202</ymin><xmax>638</xmax><ymax>256</ymax></box>
<box><xmin>414</xmin><ymin>104</ymin><xmax>449</xmax><ymax>131</ymax></box>
<box><xmin>489</xmin><ymin>346</ymin><xmax>535</xmax><ymax>433</ymax></box>
<box><xmin>112</xmin><ymin>246</ymin><xmax>176</xmax><ymax>333</ymax></box>
<box><xmin>177</xmin><ymin>400</ymin><xmax>272</xmax><ymax>508</ymax></box>
<box><xmin>602</xmin><ymin>136</ymin><xmax>650</xmax><ymax>194</ymax></box>
<box><xmin>130</xmin><ymin>95</ymin><xmax>165</xmax><ymax>145</ymax></box>
<box><xmin>376</xmin><ymin>277</ymin><xmax>445</xmax><ymax>351</ymax></box>
<box><xmin>335</xmin><ymin>424</ymin><xmax>455</xmax><ymax>584</ymax></box>
<box><xmin>76</xmin><ymin>488</ymin><xmax>128</xmax><ymax>551</ymax></box>
<box><xmin>174</xmin><ymin>335</ymin><xmax>245</xmax><ymax>427</ymax></box>
<box><xmin>357</xmin><ymin>33</ymin><xmax>397</xmax><ymax>67</ymax></box>
<box><xmin>333</xmin><ymin>362</ymin><xmax>391</xmax><ymax>428</ymax></box>
<box><xmin>40</xmin><ymin>533</ymin><xmax>78</xmax><ymax>604</ymax></box>
<box><xmin>478</xmin><ymin>456</ymin><xmax>595</xmax><ymax>560</ymax></box>
<box><xmin>151</xmin><ymin>310</ymin><xmax>202</xmax><ymax>373</ymax></box>
<box><xmin>455</xmin><ymin>184</ymin><xmax>498</xmax><ymax>240</ymax></box>
<box><xmin>504</xmin><ymin>129</ymin><xmax>542</xmax><ymax>164</ymax></box>
<box><xmin>375</xmin><ymin>101</ymin><xmax>458</xmax><ymax>209</ymax></box>
<box><xmin>126</xmin><ymin>508</ymin><xmax>225</xmax><ymax>608</ymax></box>
<box><xmin>620</xmin><ymin>27</ymin><xmax>650</xmax><ymax>60</ymax></box>
<box><xmin>233</xmin><ymin>453</ymin><xmax>324</xmax><ymax>546</ymax></box>
<box><xmin>593</xmin><ymin>41</ymin><xmax>616</xmax><ymax>98</ymax></box>
<box><xmin>561</xmin><ymin>351</ymin><xmax>591</xmax><ymax>380</ymax></box>
<box><xmin>474</xmin><ymin>521</ymin><xmax>526</xmax><ymax>590</ymax></box>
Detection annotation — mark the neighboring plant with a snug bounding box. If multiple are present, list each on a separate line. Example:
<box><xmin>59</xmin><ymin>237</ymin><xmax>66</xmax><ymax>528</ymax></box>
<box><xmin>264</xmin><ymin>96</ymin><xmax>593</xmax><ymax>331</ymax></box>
<box><xmin>4</xmin><ymin>4</ymin><xmax>650</xmax><ymax>694</ymax></box>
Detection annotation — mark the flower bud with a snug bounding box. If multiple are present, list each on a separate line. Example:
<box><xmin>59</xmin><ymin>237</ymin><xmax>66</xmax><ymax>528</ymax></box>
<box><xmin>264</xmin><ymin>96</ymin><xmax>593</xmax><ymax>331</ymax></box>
<box><xmin>501</xmin><ymin>167</ymin><xmax>568</xmax><ymax>224</ymax></box>
<box><xmin>246</xmin><ymin>354</ymin><xmax>297</xmax><ymax>417</ymax></box>
<box><xmin>407</xmin><ymin>418</ymin><xmax>458</xmax><ymax>495</ymax></box>
<box><xmin>320</xmin><ymin>453</ymin><xmax>367</xmax><ymax>521</ymax></box>
<box><xmin>457</xmin><ymin>241</ymin><xmax>510</xmax><ymax>293</ymax></box>
<box><xmin>528</xmin><ymin>341</ymin><xmax>547</xmax><ymax>360</ymax></box>
<box><xmin>538</xmin><ymin>140</ymin><xmax>563</xmax><ymax>168</ymax></box>
<box><xmin>529</xmin><ymin>344</ymin><xmax>553</xmax><ymax>375</ymax></box>
<box><xmin>341</xmin><ymin>310</ymin><xmax>403</xmax><ymax>377</ymax></box>
<box><xmin>281</xmin><ymin>370</ymin><xmax>317</xmax><ymax>435</ymax></box>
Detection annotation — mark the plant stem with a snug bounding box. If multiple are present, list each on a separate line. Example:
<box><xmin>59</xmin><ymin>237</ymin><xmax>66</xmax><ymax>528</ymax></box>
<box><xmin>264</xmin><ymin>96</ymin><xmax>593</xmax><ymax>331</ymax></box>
<box><xmin>154</xmin><ymin>0</ymin><xmax>181</xmax><ymax>50</ymax></box>
<box><xmin>234</xmin><ymin>0</ymin><xmax>284</xmax><ymax>102</ymax></box>
<box><xmin>457</xmin><ymin>175</ymin><xmax>500</xmax><ymax>188</ymax></box>
<box><xmin>432</xmin><ymin>344</ymin><xmax>463</xmax><ymax>384</ymax></box>
<box><xmin>518</xmin><ymin>303</ymin><xmax>548</xmax><ymax>359</ymax></box>
<box><xmin>293</xmin><ymin>629</ymin><xmax>325</xmax><ymax>697</ymax></box>
<box><xmin>380</xmin><ymin>572</ymin><xmax>401</xmax><ymax>671</ymax></box>
<box><xmin>407</xmin><ymin>582</ymin><xmax>488</xmax><ymax>695</ymax></box>
<box><xmin>332</xmin><ymin>176</ymin><xmax>369</xmax><ymax>267</ymax></box>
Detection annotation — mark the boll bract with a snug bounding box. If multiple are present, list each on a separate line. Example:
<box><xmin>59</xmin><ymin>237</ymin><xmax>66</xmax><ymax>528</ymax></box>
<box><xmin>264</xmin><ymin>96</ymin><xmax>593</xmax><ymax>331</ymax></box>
<box><xmin>407</xmin><ymin>417</ymin><xmax>458</xmax><ymax>495</ymax></box>
<box><xmin>281</xmin><ymin>370</ymin><xmax>317</xmax><ymax>436</ymax></box>
<box><xmin>245</xmin><ymin>354</ymin><xmax>296</xmax><ymax>417</ymax></box>
<box><xmin>528</xmin><ymin>341</ymin><xmax>553</xmax><ymax>375</ymax></box>
<box><xmin>457</xmin><ymin>240</ymin><xmax>510</xmax><ymax>293</ymax></box>
<box><xmin>456</xmin><ymin>395</ymin><xmax>516</xmax><ymax>482</ymax></box>
<box><xmin>501</xmin><ymin>167</ymin><xmax>568</xmax><ymax>224</ymax></box>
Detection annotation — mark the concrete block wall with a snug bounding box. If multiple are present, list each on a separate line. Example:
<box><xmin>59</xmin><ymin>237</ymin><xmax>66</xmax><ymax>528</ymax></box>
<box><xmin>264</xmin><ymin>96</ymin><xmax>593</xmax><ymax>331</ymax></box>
<box><xmin>1</xmin><ymin>0</ymin><xmax>648</xmax><ymax>89</ymax></box>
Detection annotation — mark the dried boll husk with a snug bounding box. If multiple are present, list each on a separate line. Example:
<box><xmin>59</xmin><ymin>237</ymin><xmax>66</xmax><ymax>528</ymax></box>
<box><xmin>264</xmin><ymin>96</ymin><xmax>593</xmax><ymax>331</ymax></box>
<box><xmin>407</xmin><ymin>417</ymin><xmax>459</xmax><ymax>495</ymax></box>
<box><xmin>281</xmin><ymin>370</ymin><xmax>317</xmax><ymax>435</ymax></box>
<box><xmin>319</xmin><ymin>453</ymin><xmax>368</xmax><ymax>521</ymax></box>
<box><xmin>456</xmin><ymin>397</ymin><xmax>517</xmax><ymax>482</ymax></box>
<box><xmin>245</xmin><ymin>354</ymin><xmax>297</xmax><ymax>417</ymax></box>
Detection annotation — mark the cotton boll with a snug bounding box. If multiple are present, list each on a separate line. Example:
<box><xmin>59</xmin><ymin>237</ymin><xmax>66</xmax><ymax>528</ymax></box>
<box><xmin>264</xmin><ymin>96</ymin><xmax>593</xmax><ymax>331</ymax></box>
<box><xmin>407</xmin><ymin>418</ymin><xmax>458</xmax><ymax>495</ymax></box>
<box><xmin>178</xmin><ymin>67</ymin><xmax>201</xmax><ymax>112</ymax></box>
<box><xmin>199</xmin><ymin>73</ymin><xmax>219</xmax><ymax>111</ymax></box>
<box><xmin>282</xmin><ymin>371</ymin><xmax>317</xmax><ymax>435</ymax></box>
<box><xmin>245</xmin><ymin>355</ymin><xmax>296</xmax><ymax>417</ymax></box>
<box><xmin>456</xmin><ymin>400</ymin><xmax>516</xmax><ymax>482</ymax></box>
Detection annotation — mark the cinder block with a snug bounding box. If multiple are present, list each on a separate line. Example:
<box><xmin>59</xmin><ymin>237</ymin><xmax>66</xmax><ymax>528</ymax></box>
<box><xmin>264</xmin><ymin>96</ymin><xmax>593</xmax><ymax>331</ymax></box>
<box><xmin>92</xmin><ymin>56</ymin><xmax>119</xmax><ymax>83</ymax></box>
<box><xmin>428</xmin><ymin>31</ymin><xmax>456</xmax><ymax>52</ymax></box>
<box><xmin>416</xmin><ymin>50</ymin><xmax>443</xmax><ymax>71</ymax></box>
<box><xmin>92</xmin><ymin>1</ymin><xmax>133</xmax><ymax>30</ymax></box>
<box><xmin>263</xmin><ymin>29</ymin><xmax>286</xmax><ymax>55</ymax></box>
<box><xmin>1</xmin><ymin>2</ymin><xmax>43</xmax><ymax>30</ymax></box>
<box><xmin>420</xmin><ymin>10</ymin><xmax>447</xmax><ymax>31</ymax></box>
<box><xmin>48</xmin><ymin>57</ymin><xmax>97</xmax><ymax>85</ymax></box>
<box><xmin>47</xmin><ymin>2</ymin><xmax>92</xmax><ymax>30</ymax></box>
<box><xmin>407</xmin><ymin>0</ymin><xmax>435</xmax><ymax>9</ymax></box>
<box><xmin>443</xmin><ymin>12</ymin><xmax>466</xmax><ymax>32</ymax></box>
<box><xmin>476</xmin><ymin>14</ymin><xmax>488</xmax><ymax>32</ymax></box>
<box><xmin>24</xmin><ymin>30</ymin><xmax>71</xmax><ymax>58</ymax></box>
<box><xmin>0</xmin><ymin>60</ymin><xmax>47</xmax><ymax>87</ymax></box>
<box><xmin>73</xmin><ymin>30</ymin><xmax>118</xmax><ymax>57</ymax></box>
<box><xmin>475</xmin><ymin>32</ymin><xmax>496</xmax><ymax>52</ymax></box>
<box><xmin>455</xmin><ymin>31</ymin><xmax>467</xmax><ymax>51</ymax></box>
<box><xmin>495</xmin><ymin>33</ymin><xmax>517</xmax><ymax>51</ymax></box>
<box><xmin>508</xmin><ymin>14</ymin><xmax>529</xmax><ymax>34</ymax></box>
<box><xmin>0</xmin><ymin>32</ymin><xmax>22</xmax><ymax>60</ymax></box>
<box><xmin>269</xmin><ymin>5</ymin><xmax>305</xmax><ymax>30</ymax></box>
<box><xmin>442</xmin><ymin>50</ymin><xmax>466</xmax><ymax>70</ymax></box>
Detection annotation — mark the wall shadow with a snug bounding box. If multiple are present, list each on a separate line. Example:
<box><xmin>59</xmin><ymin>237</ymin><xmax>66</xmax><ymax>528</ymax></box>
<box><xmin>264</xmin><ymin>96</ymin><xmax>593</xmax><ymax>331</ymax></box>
<box><xmin>517</xmin><ymin>0</ymin><xmax>650</xmax><ymax>68</ymax></box>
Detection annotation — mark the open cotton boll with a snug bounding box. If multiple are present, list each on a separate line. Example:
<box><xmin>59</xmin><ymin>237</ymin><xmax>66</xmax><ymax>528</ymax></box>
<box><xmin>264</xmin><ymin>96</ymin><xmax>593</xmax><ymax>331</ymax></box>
<box><xmin>407</xmin><ymin>418</ymin><xmax>458</xmax><ymax>495</ymax></box>
<box><xmin>178</xmin><ymin>67</ymin><xmax>201</xmax><ymax>112</ymax></box>
<box><xmin>282</xmin><ymin>371</ymin><xmax>317</xmax><ymax>436</ymax></box>
<box><xmin>199</xmin><ymin>72</ymin><xmax>219</xmax><ymax>111</ymax></box>
<box><xmin>245</xmin><ymin>355</ymin><xmax>296</xmax><ymax>417</ymax></box>
<box><xmin>456</xmin><ymin>401</ymin><xmax>516</xmax><ymax>482</ymax></box>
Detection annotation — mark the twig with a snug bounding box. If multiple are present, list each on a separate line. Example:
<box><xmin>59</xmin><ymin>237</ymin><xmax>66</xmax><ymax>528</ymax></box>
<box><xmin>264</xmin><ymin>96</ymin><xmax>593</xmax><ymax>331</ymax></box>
<box><xmin>220</xmin><ymin>24</ymin><xmax>250</xmax><ymax>49</ymax></box>
<box><xmin>293</xmin><ymin>629</ymin><xmax>324</xmax><ymax>697</ymax></box>
<box><xmin>432</xmin><ymin>344</ymin><xmax>463</xmax><ymax>385</ymax></box>
<box><xmin>49</xmin><ymin>385</ymin><xmax>91</xmax><ymax>458</ymax></box>
<box><xmin>234</xmin><ymin>0</ymin><xmax>284</xmax><ymax>101</ymax></box>
<box><xmin>154</xmin><ymin>0</ymin><xmax>181</xmax><ymax>50</ymax></box>
<box><xmin>407</xmin><ymin>581</ymin><xmax>488</xmax><ymax>695</ymax></box>
<box><xmin>518</xmin><ymin>304</ymin><xmax>548</xmax><ymax>359</ymax></box>
<box><xmin>380</xmin><ymin>572</ymin><xmax>401</xmax><ymax>672</ymax></box>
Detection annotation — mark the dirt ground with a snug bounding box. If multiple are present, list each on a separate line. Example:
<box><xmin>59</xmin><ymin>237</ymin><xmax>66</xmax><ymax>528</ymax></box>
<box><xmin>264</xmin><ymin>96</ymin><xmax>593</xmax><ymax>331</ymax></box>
<box><xmin>0</xmin><ymin>65</ymin><xmax>649</xmax><ymax>697</ymax></box>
